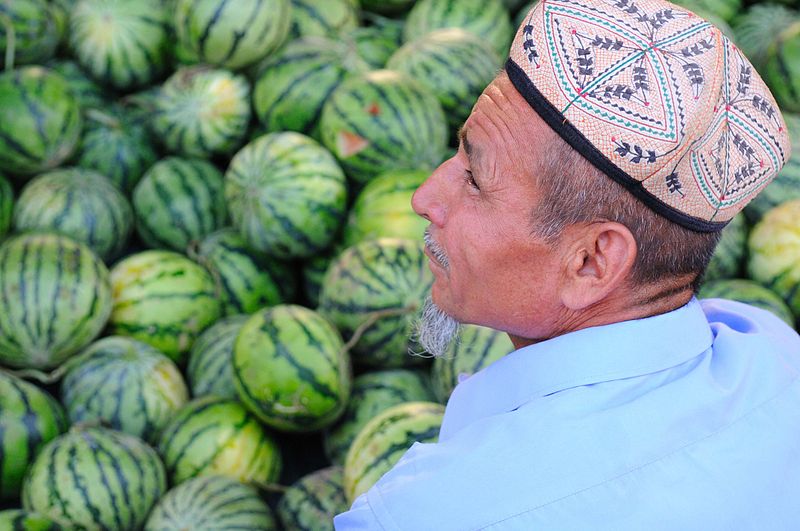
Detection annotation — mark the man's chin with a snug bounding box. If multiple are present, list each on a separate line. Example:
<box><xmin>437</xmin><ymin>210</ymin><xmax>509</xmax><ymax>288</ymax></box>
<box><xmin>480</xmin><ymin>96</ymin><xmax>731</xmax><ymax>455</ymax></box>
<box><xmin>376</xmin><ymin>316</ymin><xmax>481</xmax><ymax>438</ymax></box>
<box><xmin>413</xmin><ymin>297</ymin><xmax>461</xmax><ymax>358</ymax></box>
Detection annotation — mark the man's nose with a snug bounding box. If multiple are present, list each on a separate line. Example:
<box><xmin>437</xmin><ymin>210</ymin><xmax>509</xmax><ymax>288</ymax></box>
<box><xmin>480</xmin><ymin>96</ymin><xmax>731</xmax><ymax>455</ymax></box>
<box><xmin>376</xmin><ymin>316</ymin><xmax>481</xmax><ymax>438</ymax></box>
<box><xmin>411</xmin><ymin>165</ymin><xmax>447</xmax><ymax>227</ymax></box>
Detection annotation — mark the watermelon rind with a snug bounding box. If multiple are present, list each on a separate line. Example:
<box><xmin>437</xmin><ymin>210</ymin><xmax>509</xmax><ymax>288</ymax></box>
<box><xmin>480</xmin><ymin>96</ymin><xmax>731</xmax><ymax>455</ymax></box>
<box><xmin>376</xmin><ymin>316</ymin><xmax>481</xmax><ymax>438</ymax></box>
<box><xmin>698</xmin><ymin>279</ymin><xmax>795</xmax><ymax>326</ymax></box>
<box><xmin>0</xmin><ymin>509</ymin><xmax>66</xmax><ymax>530</ymax></box>
<box><xmin>0</xmin><ymin>233</ymin><xmax>112</xmax><ymax>370</ymax></box>
<box><xmin>157</xmin><ymin>396</ymin><xmax>282</xmax><ymax>486</ymax></box>
<box><xmin>22</xmin><ymin>427</ymin><xmax>166</xmax><ymax>531</ymax></box>
<box><xmin>277</xmin><ymin>466</ymin><xmax>349</xmax><ymax>531</ymax></box>
<box><xmin>289</xmin><ymin>0</ymin><xmax>359</xmax><ymax>40</ymax></box>
<box><xmin>45</xmin><ymin>60</ymin><xmax>107</xmax><ymax>111</ymax></box>
<box><xmin>343</xmin><ymin>401</ymin><xmax>444</xmax><ymax>503</ymax></box>
<box><xmin>109</xmin><ymin>250</ymin><xmax>221</xmax><ymax>363</ymax></box>
<box><xmin>13</xmin><ymin>167</ymin><xmax>134</xmax><ymax>262</ymax></box>
<box><xmin>186</xmin><ymin>314</ymin><xmax>249</xmax><ymax>401</ymax></box>
<box><xmin>0</xmin><ymin>371</ymin><xmax>67</xmax><ymax>502</ymax></box>
<box><xmin>763</xmin><ymin>20</ymin><xmax>800</xmax><ymax>113</ymax></box>
<box><xmin>0</xmin><ymin>0</ymin><xmax>59</xmax><ymax>68</ymax></box>
<box><xmin>60</xmin><ymin>336</ymin><xmax>190</xmax><ymax>444</ymax></box>
<box><xmin>323</xmin><ymin>369</ymin><xmax>436</xmax><ymax>465</ymax></box>
<box><xmin>145</xmin><ymin>475</ymin><xmax>277</xmax><ymax>531</ymax></box>
<box><xmin>233</xmin><ymin>305</ymin><xmax>352</xmax><ymax>433</ymax></box>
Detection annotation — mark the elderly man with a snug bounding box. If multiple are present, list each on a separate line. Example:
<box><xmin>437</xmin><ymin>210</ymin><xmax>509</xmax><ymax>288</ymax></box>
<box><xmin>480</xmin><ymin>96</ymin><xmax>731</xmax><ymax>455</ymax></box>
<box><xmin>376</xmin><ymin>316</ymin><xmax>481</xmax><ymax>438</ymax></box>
<box><xmin>335</xmin><ymin>0</ymin><xmax>800</xmax><ymax>528</ymax></box>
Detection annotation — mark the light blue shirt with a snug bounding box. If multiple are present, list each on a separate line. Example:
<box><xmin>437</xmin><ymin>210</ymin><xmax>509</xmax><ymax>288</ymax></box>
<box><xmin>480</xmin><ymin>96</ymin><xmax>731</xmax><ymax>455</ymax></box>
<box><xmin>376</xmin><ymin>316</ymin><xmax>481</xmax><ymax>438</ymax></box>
<box><xmin>334</xmin><ymin>298</ymin><xmax>800</xmax><ymax>530</ymax></box>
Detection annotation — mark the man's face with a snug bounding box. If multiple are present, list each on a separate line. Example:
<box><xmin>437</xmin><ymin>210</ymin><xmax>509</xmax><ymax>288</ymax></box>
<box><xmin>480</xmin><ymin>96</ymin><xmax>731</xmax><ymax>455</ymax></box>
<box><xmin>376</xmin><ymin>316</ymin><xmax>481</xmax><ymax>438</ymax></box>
<box><xmin>412</xmin><ymin>72</ymin><xmax>567</xmax><ymax>341</ymax></box>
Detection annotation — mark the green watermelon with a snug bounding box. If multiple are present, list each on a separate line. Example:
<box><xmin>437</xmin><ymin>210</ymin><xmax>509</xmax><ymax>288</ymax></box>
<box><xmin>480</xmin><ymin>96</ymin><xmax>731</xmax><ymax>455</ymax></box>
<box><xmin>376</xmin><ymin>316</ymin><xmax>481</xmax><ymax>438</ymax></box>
<box><xmin>13</xmin><ymin>168</ymin><xmax>133</xmax><ymax>262</ymax></box>
<box><xmin>252</xmin><ymin>37</ymin><xmax>369</xmax><ymax>137</ymax></box>
<box><xmin>145</xmin><ymin>475</ymin><xmax>277</xmax><ymax>531</ymax></box>
<box><xmin>109</xmin><ymin>250</ymin><xmax>222</xmax><ymax>363</ymax></box>
<box><xmin>133</xmin><ymin>157</ymin><xmax>227</xmax><ymax>252</ymax></box>
<box><xmin>233</xmin><ymin>305</ymin><xmax>351</xmax><ymax>433</ymax></box>
<box><xmin>733</xmin><ymin>5</ymin><xmax>799</xmax><ymax>73</ymax></box>
<box><xmin>277</xmin><ymin>466</ymin><xmax>349</xmax><ymax>530</ymax></box>
<box><xmin>343</xmin><ymin>169</ymin><xmax>429</xmax><ymax>248</ymax></box>
<box><xmin>698</xmin><ymin>279</ymin><xmax>795</xmax><ymax>326</ymax></box>
<box><xmin>744</xmin><ymin>113</ymin><xmax>800</xmax><ymax>224</ymax></box>
<box><xmin>404</xmin><ymin>0</ymin><xmax>514</xmax><ymax>58</ymax></box>
<box><xmin>174</xmin><ymin>0</ymin><xmax>291</xmax><ymax>70</ymax></box>
<box><xmin>763</xmin><ymin>20</ymin><xmax>800</xmax><ymax>113</ymax></box>
<box><xmin>45</xmin><ymin>60</ymin><xmax>106</xmax><ymax>110</ymax></box>
<box><xmin>0</xmin><ymin>173</ymin><xmax>11</xmax><ymax>240</ymax></box>
<box><xmin>0</xmin><ymin>371</ymin><xmax>66</xmax><ymax>502</ymax></box>
<box><xmin>193</xmin><ymin>229</ymin><xmax>297</xmax><ymax>316</ymax></box>
<box><xmin>0</xmin><ymin>233</ymin><xmax>112</xmax><ymax>370</ymax></box>
<box><xmin>0</xmin><ymin>510</ymin><xmax>65</xmax><ymax>530</ymax></box>
<box><xmin>319</xmin><ymin>69</ymin><xmax>449</xmax><ymax>185</ymax></box>
<box><xmin>22</xmin><ymin>427</ymin><xmax>166</xmax><ymax>531</ymax></box>
<box><xmin>152</xmin><ymin>66</ymin><xmax>251</xmax><ymax>158</ymax></box>
<box><xmin>75</xmin><ymin>107</ymin><xmax>158</xmax><ymax>195</ymax></box>
<box><xmin>747</xmin><ymin>199</ymin><xmax>800</xmax><ymax>319</ymax></box>
<box><xmin>387</xmin><ymin>28</ymin><xmax>501</xmax><ymax>131</ymax></box>
<box><xmin>431</xmin><ymin>324</ymin><xmax>514</xmax><ymax>403</ymax></box>
<box><xmin>324</xmin><ymin>369</ymin><xmax>435</xmax><ymax>465</ymax></box>
<box><xmin>290</xmin><ymin>0</ymin><xmax>359</xmax><ymax>39</ymax></box>
<box><xmin>0</xmin><ymin>0</ymin><xmax>59</xmax><ymax>68</ymax></box>
<box><xmin>318</xmin><ymin>238</ymin><xmax>434</xmax><ymax>368</ymax></box>
<box><xmin>186</xmin><ymin>315</ymin><xmax>248</xmax><ymax>400</ymax></box>
<box><xmin>157</xmin><ymin>396</ymin><xmax>282</xmax><ymax>486</ymax></box>
<box><xmin>0</xmin><ymin>66</ymin><xmax>81</xmax><ymax>176</ymax></box>
<box><xmin>225</xmin><ymin>132</ymin><xmax>348</xmax><ymax>259</ymax></box>
<box><xmin>61</xmin><ymin>336</ymin><xmax>190</xmax><ymax>444</ymax></box>
<box><xmin>69</xmin><ymin>0</ymin><xmax>170</xmax><ymax>91</ymax></box>
<box><xmin>344</xmin><ymin>25</ymin><xmax>403</xmax><ymax>70</ymax></box>
<box><xmin>343</xmin><ymin>401</ymin><xmax>444</xmax><ymax>503</ymax></box>
<box><xmin>704</xmin><ymin>212</ymin><xmax>747</xmax><ymax>282</ymax></box>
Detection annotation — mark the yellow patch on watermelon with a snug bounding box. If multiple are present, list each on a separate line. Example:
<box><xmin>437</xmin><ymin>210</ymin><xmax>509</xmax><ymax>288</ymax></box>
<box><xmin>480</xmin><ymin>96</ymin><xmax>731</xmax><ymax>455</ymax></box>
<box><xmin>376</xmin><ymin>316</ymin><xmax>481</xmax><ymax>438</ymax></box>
<box><xmin>337</xmin><ymin>131</ymin><xmax>370</xmax><ymax>157</ymax></box>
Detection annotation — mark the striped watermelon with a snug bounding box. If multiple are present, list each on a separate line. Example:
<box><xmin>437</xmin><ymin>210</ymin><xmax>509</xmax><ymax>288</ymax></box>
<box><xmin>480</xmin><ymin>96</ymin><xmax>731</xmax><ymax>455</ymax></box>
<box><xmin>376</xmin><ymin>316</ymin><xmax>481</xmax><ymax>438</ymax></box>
<box><xmin>157</xmin><ymin>396</ymin><xmax>282</xmax><ymax>485</ymax></box>
<box><xmin>0</xmin><ymin>233</ymin><xmax>112</xmax><ymax>370</ymax></box>
<box><xmin>0</xmin><ymin>66</ymin><xmax>81</xmax><ymax>176</ymax></box>
<box><xmin>69</xmin><ymin>0</ymin><xmax>170</xmax><ymax>91</ymax></box>
<box><xmin>431</xmin><ymin>324</ymin><xmax>514</xmax><ymax>403</ymax></box>
<box><xmin>0</xmin><ymin>0</ymin><xmax>59</xmax><ymax>67</ymax></box>
<box><xmin>44</xmin><ymin>60</ymin><xmax>106</xmax><ymax>111</ymax></box>
<box><xmin>290</xmin><ymin>0</ymin><xmax>359</xmax><ymax>39</ymax></box>
<box><xmin>733</xmin><ymin>5</ymin><xmax>799</xmax><ymax>73</ymax></box>
<box><xmin>252</xmin><ymin>38</ymin><xmax>369</xmax><ymax>137</ymax></box>
<box><xmin>22</xmin><ymin>427</ymin><xmax>166</xmax><ymax>531</ymax></box>
<box><xmin>0</xmin><ymin>371</ymin><xmax>67</xmax><ymax>502</ymax></box>
<box><xmin>387</xmin><ymin>28</ymin><xmax>501</xmax><ymax>131</ymax></box>
<box><xmin>698</xmin><ymin>279</ymin><xmax>795</xmax><ymax>326</ymax></box>
<box><xmin>318</xmin><ymin>238</ymin><xmax>434</xmax><ymax>368</ymax></box>
<box><xmin>763</xmin><ymin>20</ymin><xmax>800</xmax><ymax>113</ymax></box>
<box><xmin>704</xmin><ymin>212</ymin><xmax>747</xmax><ymax>282</ymax></box>
<box><xmin>343</xmin><ymin>169</ymin><xmax>430</xmax><ymax>248</ymax></box>
<box><xmin>194</xmin><ymin>229</ymin><xmax>298</xmax><ymax>317</ymax></box>
<box><xmin>60</xmin><ymin>336</ymin><xmax>190</xmax><ymax>444</ymax></box>
<box><xmin>109</xmin><ymin>250</ymin><xmax>222</xmax><ymax>363</ymax></box>
<box><xmin>0</xmin><ymin>510</ymin><xmax>65</xmax><ymax>530</ymax></box>
<box><xmin>277</xmin><ymin>466</ymin><xmax>349</xmax><ymax>530</ymax></box>
<box><xmin>404</xmin><ymin>0</ymin><xmax>514</xmax><ymax>58</ymax></box>
<box><xmin>75</xmin><ymin>107</ymin><xmax>159</xmax><ymax>195</ymax></box>
<box><xmin>186</xmin><ymin>315</ymin><xmax>248</xmax><ymax>400</ymax></box>
<box><xmin>744</xmin><ymin>113</ymin><xmax>800</xmax><ymax>224</ymax></box>
<box><xmin>133</xmin><ymin>157</ymin><xmax>227</xmax><ymax>252</ymax></box>
<box><xmin>319</xmin><ymin>69</ymin><xmax>449</xmax><ymax>185</ymax></box>
<box><xmin>152</xmin><ymin>66</ymin><xmax>251</xmax><ymax>158</ymax></box>
<box><xmin>233</xmin><ymin>305</ymin><xmax>351</xmax><ymax>433</ymax></box>
<box><xmin>173</xmin><ymin>0</ymin><xmax>291</xmax><ymax>70</ymax></box>
<box><xmin>324</xmin><ymin>369</ymin><xmax>435</xmax><ymax>465</ymax></box>
<box><xmin>343</xmin><ymin>401</ymin><xmax>444</xmax><ymax>503</ymax></box>
<box><xmin>13</xmin><ymin>168</ymin><xmax>133</xmax><ymax>262</ymax></box>
<box><xmin>345</xmin><ymin>25</ymin><xmax>403</xmax><ymax>69</ymax></box>
<box><xmin>145</xmin><ymin>475</ymin><xmax>277</xmax><ymax>531</ymax></box>
<box><xmin>0</xmin><ymin>173</ymin><xmax>11</xmax><ymax>240</ymax></box>
<box><xmin>225</xmin><ymin>132</ymin><xmax>348</xmax><ymax>259</ymax></box>
<box><xmin>748</xmin><ymin>199</ymin><xmax>800</xmax><ymax>318</ymax></box>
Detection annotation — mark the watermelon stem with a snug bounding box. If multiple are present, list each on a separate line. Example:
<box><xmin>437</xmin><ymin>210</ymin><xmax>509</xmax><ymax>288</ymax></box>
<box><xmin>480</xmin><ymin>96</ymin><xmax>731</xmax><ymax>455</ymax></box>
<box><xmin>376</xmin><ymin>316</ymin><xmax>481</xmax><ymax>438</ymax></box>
<box><xmin>1</xmin><ymin>14</ymin><xmax>14</xmax><ymax>71</ymax></box>
<box><xmin>340</xmin><ymin>306</ymin><xmax>416</xmax><ymax>356</ymax></box>
<box><xmin>85</xmin><ymin>108</ymin><xmax>122</xmax><ymax>129</ymax></box>
<box><xmin>6</xmin><ymin>352</ymin><xmax>88</xmax><ymax>384</ymax></box>
<box><xmin>250</xmin><ymin>479</ymin><xmax>289</xmax><ymax>494</ymax></box>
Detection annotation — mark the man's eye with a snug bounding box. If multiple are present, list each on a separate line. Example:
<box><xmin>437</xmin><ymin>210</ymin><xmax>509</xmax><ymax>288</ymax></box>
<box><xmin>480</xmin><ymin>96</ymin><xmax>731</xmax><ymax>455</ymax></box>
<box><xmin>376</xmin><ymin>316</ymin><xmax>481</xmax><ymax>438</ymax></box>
<box><xmin>464</xmin><ymin>170</ymin><xmax>480</xmax><ymax>190</ymax></box>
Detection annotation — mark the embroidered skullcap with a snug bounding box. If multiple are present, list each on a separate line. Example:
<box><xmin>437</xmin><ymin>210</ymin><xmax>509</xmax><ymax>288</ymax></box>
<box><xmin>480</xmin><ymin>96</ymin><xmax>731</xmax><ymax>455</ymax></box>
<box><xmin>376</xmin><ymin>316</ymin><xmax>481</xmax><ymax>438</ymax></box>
<box><xmin>507</xmin><ymin>0</ymin><xmax>792</xmax><ymax>231</ymax></box>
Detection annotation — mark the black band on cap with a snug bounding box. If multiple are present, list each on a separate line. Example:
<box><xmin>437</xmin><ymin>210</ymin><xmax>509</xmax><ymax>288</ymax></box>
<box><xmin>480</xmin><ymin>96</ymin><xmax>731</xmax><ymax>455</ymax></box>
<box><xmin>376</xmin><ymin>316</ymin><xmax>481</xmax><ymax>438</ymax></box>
<box><xmin>505</xmin><ymin>58</ymin><xmax>728</xmax><ymax>233</ymax></box>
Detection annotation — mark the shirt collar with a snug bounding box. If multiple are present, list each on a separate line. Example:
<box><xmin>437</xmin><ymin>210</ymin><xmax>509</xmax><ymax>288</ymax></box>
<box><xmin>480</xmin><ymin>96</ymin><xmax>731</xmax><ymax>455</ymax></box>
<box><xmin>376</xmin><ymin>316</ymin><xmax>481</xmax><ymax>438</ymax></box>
<box><xmin>439</xmin><ymin>298</ymin><xmax>714</xmax><ymax>440</ymax></box>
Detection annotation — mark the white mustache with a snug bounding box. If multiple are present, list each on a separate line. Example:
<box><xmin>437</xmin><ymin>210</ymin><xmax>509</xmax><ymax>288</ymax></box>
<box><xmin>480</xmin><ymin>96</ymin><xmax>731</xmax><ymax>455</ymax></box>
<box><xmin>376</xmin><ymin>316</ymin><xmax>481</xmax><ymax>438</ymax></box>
<box><xmin>423</xmin><ymin>229</ymin><xmax>449</xmax><ymax>270</ymax></box>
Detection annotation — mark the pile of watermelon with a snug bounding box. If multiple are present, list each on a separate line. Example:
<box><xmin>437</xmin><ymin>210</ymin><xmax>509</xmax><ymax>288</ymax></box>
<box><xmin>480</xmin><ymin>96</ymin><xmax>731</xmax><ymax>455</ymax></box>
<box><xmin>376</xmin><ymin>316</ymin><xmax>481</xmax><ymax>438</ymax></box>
<box><xmin>0</xmin><ymin>0</ymin><xmax>798</xmax><ymax>528</ymax></box>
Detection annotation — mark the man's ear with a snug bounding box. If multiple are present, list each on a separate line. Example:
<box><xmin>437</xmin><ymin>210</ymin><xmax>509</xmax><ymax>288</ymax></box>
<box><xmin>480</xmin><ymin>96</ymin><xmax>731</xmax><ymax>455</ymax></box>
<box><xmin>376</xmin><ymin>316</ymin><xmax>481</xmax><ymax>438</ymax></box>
<box><xmin>559</xmin><ymin>222</ymin><xmax>638</xmax><ymax>311</ymax></box>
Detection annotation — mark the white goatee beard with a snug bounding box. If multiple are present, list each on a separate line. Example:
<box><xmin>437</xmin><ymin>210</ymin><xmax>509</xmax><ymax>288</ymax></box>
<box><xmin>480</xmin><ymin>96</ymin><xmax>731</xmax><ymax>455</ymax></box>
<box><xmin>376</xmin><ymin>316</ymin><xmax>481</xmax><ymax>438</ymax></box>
<box><xmin>413</xmin><ymin>296</ymin><xmax>460</xmax><ymax>358</ymax></box>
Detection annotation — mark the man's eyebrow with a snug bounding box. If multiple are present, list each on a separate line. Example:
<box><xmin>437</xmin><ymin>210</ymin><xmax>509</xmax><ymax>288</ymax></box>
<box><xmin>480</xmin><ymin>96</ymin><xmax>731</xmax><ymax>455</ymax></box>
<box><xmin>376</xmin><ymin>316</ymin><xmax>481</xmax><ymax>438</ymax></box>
<box><xmin>458</xmin><ymin>127</ymin><xmax>478</xmax><ymax>167</ymax></box>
